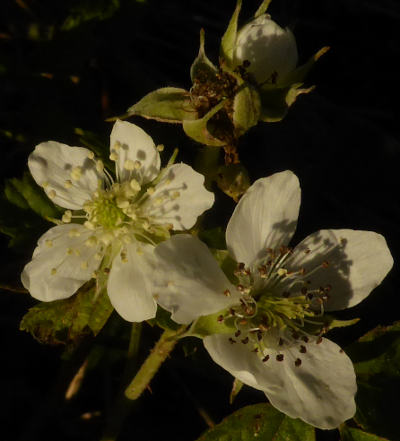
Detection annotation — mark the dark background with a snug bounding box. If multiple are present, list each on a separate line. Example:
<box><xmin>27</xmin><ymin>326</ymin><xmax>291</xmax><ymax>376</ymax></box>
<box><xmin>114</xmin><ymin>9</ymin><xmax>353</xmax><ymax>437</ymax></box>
<box><xmin>1</xmin><ymin>1</ymin><xmax>399</xmax><ymax>440</ymax></box>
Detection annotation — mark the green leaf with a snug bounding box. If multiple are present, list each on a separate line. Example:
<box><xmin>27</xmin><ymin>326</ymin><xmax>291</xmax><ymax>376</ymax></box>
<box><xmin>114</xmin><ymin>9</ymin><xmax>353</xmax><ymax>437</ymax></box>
<box><xmin>127</xmin><ymin>87</ymin><xmax>198</xmax><ymax>123</ymax></box>
<box><xmin>196</xmin><ymin>403</ymin><xmax>315</xmax><ymax>441</ymax></box>
<box><xmin>259</xmin><ymin>84</ymin><xmax>314</xmax><ymax>122</ymax></box>
<box><xmin>183</xmin><ymin>100</ymin><xmax>227</xmax><ymax>146</ymax></box>
<box><xmin>254</xmin><ymin>0</ymin><xmax>272</xmax><ymax>18</ymax></box>
<box><xmin>187</xmin><ymin>310</ymin><xmax>236</xmax><ymax>339</ymax></box>
<box><xmin>20</xmin><ymin>281</ymin><xmax>114</xmax><ymax>345</ymax></box>
<box><xmin>220</xmin><ymin>0</ymin><xmax>242</xmax><ymax>69</ymax></box>
<box><xmin>232</xmin><ymin>84</ymin><xmax>261</xmax><ymax>136</ymax></box>
<box><xmin>190</xmin><ymin>29</ymin><xmax>218</xmax><ymax>82</ymax></box>
<box><xmin>5</xmin><ymin>173</ymin><xmax>61</xmax><ymax>219</ymax></box>
<box><xmin>340</xmin><ymin>425</ymin><xmax>391</xmax><ymax>441</ymax></box>
<box><xmin>61</xmin><ymin>0</ymin><xmax>120</xmax><ymax>31</ymax></box>
<box><xmin>345</xmin><ymin>321</ymin><xmax>400</xmax><ymax>440</ymax></box>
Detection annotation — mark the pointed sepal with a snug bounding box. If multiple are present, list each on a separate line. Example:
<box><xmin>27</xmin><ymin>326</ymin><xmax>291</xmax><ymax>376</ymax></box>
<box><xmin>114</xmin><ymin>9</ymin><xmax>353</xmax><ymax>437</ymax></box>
<box><xmin>126</xmin><ymin>87</ymin><xmax>198</xmax><ymax>123</ymax></box>
<box><xmin>232</xmin><ymin>83</ymin><xmax>261</xmax><ymax>136</ymax></box>
<box><xmin>191</xmin><ymin>29</ymin><xmax>218</xmax><ymax>82</ymax></box>
<box><xmin>220</xmin><ymin>0</ymin><xmax>242</xmax><ymax>69</ymax></box>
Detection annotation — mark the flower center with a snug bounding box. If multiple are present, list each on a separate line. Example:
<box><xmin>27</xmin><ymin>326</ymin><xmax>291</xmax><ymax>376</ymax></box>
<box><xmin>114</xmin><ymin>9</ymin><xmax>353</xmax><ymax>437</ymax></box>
<box><xmin>218</xmin><ymin>246</ymin><xmax>334</xmax><ymax>366</ymax></box>
<box><xmin>85</xmin><ymin>190</ymin><xmax>127</xmax><ymax>229</ymax></box>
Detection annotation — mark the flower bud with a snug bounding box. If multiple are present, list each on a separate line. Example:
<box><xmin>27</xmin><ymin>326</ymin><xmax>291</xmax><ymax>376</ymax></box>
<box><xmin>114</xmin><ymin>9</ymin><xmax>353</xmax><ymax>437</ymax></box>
<box><xmin>233</xmin><ymin>15</ymin><xmax>298</xmax><ymax>85</ymax></box>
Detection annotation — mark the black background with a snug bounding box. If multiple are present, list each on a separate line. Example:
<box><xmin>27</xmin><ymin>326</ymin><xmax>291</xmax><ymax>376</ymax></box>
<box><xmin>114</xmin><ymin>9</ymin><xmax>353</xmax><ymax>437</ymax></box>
<box><xmin>0</xmin><ymin>1</ymin><xmax>399</xmax><ymax>440</ymax></box>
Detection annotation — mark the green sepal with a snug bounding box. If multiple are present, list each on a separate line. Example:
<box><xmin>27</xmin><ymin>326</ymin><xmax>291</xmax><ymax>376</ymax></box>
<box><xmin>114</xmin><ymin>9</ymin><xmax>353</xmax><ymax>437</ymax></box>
<box><xmin>5</xmin><ymin>172</ymin><xmax>62</xmax><ymax>219</ymax></box>
<box><xmin>190</xmin><ymin>29</ymin><xmax>218</xmax><ymax>82</ymax></box>
<box><xmin>216</xmin><ymin>163</ymin><xmax>250</xmax><ymax>202</ymax></box>
<box><xmin>345</xmin><ymin>321</ymin><xmax>400</xmax><ymax>440</ymax></box>
<box><xmin>232</xmin><ymin>83</ymin><xmax>261</xmax><ymax>136</ymax></box>
<box><xmin>259</xmin><ymin>83</ymin><xmax>314</xmax><ymax>122</ymax></box>
<box><xmin>210</xmin><ymin>248</ymin><xmax>238</xmax><ymax>285</ymax></box>
<box><xmin>282</xmin><ymin>46</ymin><xmax>330</xmax><ymax>86</ymax></box>
<box><xmin>254</xmin><ymin>0</ymin><xmax>272</xmax><ymax>18</ymax></box>
<box><xmin>187</xmin><ymin>310</ymin><xmax>236</xmax><ymax>339</ymax></box>
<box><xmin>183</xmin><ymin>100</ymin><xmax>227</xmax><ymax>146</ymax></box>
<box><xmin>126</xmin><ymin>87</ymin><xmax>198</xmax><ymax>123</ymax></box>
<box><xmin>229</xmin><ymin>378</ymin><xmax>244</xmax><ymax>404</ymax></box>
<box><xmin>198</xmin><ymin>227</ymin><xmax>226</xmax><ymax>250</ymax></box>
<box><xmin>20</xmin><ymin>280</ymin><xmax>113</xmax><ymax>346</ymax></box>
<box><xmin>220</xmin><ymin>0</ymin><xmax>242</xmax><ymax>69</ymax></box>
<box><xmin>303</xmin><ymin>315</ymin><xmax>360</xmax><ymax>336</ymax></box>
<box><xmin>339</xmin><ymin>425</ymin><xmax>391</xmax><ymax>441</ymax></box>
<box><xmin>195</xmin><ymin>403</ymin><xmax>315</xmax><ymax>441</ymax></box>
<box><xmin>147</xmin><ymin>306</ymin><xmax>181</xmax><ymax>331</ymax></box>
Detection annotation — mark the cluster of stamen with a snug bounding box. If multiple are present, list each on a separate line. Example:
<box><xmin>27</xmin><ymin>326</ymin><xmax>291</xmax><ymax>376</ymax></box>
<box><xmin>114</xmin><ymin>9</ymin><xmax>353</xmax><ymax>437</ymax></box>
<box><xmin>218</xmin><ymin>246</ymin><xmax>335</xmax><ymax>367</ymax></box>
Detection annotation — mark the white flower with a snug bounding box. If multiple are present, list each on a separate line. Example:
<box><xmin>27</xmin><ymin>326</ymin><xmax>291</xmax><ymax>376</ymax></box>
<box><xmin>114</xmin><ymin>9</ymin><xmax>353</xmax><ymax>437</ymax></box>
<box><xmin>21</xmin><ymin>120</ymin><xmax>214</xmax><ymax>322</ymax></box>
<box><xmin>142</xmin><ymin>170</ymin><xmax>393</xmax><ymax>429</ymax></box>
<box><xmin>233</xmin><ymin>15</ymin><xmax>298</xmax><ymax>85</ymax></box>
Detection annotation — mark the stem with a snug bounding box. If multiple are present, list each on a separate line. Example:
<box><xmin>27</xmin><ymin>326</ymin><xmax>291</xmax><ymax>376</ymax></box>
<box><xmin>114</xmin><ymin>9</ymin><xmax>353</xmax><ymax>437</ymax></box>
<box><xmin>195</xmin><ymin>145</ymin><xmax>221</xmax><ymax>190</ymax></box>
<box><xmin>124</xmin><ymin>326</ymin><xmax>185</xmax><ymax>400</ymax></box>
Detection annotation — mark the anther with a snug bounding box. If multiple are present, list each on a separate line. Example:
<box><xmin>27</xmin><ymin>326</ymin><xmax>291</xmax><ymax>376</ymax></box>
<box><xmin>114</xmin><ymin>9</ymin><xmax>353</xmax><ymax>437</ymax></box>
<box><xmin>96</xmin><ymin>160</ymin><xmax>104</xmax><ymax>172</ymax></box>
<box><xmin>262</xmin><ymin>355</ymin><xmax>270</xmax><ymax>362</ymax></box>
<box><xmin>217</xmin><ymin>315</ymin><xmax>224</xmax><ymax>323</ymax></box>
<box><xmin>279</xmin><ymin>338</ymin><xmax>284</xmax><ymax>346</ymax></box>
<box><xmin>223</xmin><ymin>289</ymin><xmax>231</xmax><ymax>297</ymax></box>
<box><xmin>62</xmin><ymin>210</ymin><xmax>72</xmax><ymax>223</ymax></box>
<box><xmin>302</xmin><ymin>336</ymin><xmax>309</xmax><ymax>343</ymax></box>
<box><xmin>300</xmin><ymin>345</ymin><xmax>307</xmax><ymax>353</ymax></box>
<box><xmin>322</xmin><ymin>260</ymin><xmax>330</xmax><ymax>268</ymax></box>
<box><xmin>48</xmin><ymin>190</ymin><xmax>56</xmax><ymax>199</ymax></box>
<box><xmin>42</xmin><ymin>181</ymin><xmax>49</xmax><ymax>188</ymax></box>
<box><xmin>64</xmin><ymin>180</ymin><xmax>72</xmax><ymax>189</ymax></box>
<box><xmin>234</xmin><ymin>330</ymin><xmax>241</xmax><ymax>337</ymax></box>
<box><xmin>130</xmin><ymin>179</ymin><xmax>141</xmax><ymax>191</ymax></box>
<box><xmin>71</xmin><ymin>167</ymin><xmax>82</xmax><ymax>181</ymax></box>
<box><xmin>277</xmin><ymin>268</ymin><xmax>287</xmax><ymax>277</ymax></box>
<box><xmin>241</xmin><ymin>337</ymin><xmax>249</xmax><ymax>344</ymax></box>
<box><xmin>124</xmin><ymin>159</ymin><xmax>135</xmax><ymax>170</ymax></box>
<box><xmin>134</xmin><ymin>160</ymin><xmax>141</xmax><ymax>169</ymax></box>
<box><xmin>50</xmin><ymin>268</ymin><xmax>57</xmax><ymax>275</ymax></box>
<box><xmin>295</xmin><ymin>358</ymin><xmax>302</xmax><ymax>367</ymax></box>
<box><xmin>147</xmin><ymin>187</ymin><xmax>155</xmax><ymax>195</ymax></box>
<box><xmin>156</xmin><ymin>144</ymin><xmax>164</xmax><ymax>152</ymax></box>
<box><xmin>87</xmin><ymin>151</ymin><xmax>95</xmax><ymax>160</ymax></box>
<box><xmin>229</xmin><ymin>338</ymin><xmax>236</xmax><ymax>344</ymax></box>
<box><xmin>109</xmin><ymin>152</ymin><xmax>118</xmax><ymax>161</ymax></box>
<box><xmin>316</xmin><ymin>336</ymin><xmax>323</xmax><ymax>344</ymax></box>
<box><xmin>276</xmin><ymin>354</ymin><xmax>284</xmax><ymax>362</ymax></box>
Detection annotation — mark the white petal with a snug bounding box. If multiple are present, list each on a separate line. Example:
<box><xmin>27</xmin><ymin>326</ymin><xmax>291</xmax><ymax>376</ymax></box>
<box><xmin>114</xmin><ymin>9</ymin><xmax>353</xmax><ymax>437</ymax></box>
<box><xmin>21</xmin><ymin>224</ymin><xmax>102</xmax><ymax>301</ymax></box>
<box><xmin>149</xmin><ymin>235</ymin><xmax>240</xmax><ymax>324</ymax></box>
<box><xmin>110</xmin><ymin>120</ymin><xmax>160</xmax><ymax>185</ymax></box>
<box><xmin>287</xmin><ymin>229</ymin><xmax>393</xmax><ymax>311</ymax></box>
<box><xmin>204</xmin><ymin>333</ymin><xmax>356</xmax><ymax>429</ymax></box>
<box><xmin>234</xmin><ymin>15</ymin><xmax>298</xmax><ymax>84</ymax></box>
<box><xmin>143</xmin><ymin>163</ymin><xmax>214</xmax><ymax>230</ymax></box>
<box><xmin>226</xmin><ymin>170</ymin><xmax>300</xmax><ymax>267</ymax></box>
<box><xmin>107</xmin><ymin>242</ymin><xmax>157</xmax><ymax>322</ymax></box>
<box><xmin>28</xmin><ymin>142</ymin><xmax>103</xmax><ymax>210</ymax></box>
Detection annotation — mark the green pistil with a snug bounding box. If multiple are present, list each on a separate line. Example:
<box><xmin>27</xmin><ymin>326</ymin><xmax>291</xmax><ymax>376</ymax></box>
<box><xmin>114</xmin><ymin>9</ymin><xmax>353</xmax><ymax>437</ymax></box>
<box><xmin>87</xmin><ymin>195</ymin><xmax>127</xmax><ymax>229</ymax></box>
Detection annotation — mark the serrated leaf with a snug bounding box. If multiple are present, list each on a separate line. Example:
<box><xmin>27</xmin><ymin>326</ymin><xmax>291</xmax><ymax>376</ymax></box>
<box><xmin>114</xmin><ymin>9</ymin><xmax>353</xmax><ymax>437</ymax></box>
<box><xmin>20</xmin><ymin>281</ymin><xmax>113</xmax><ymax>345</ymax></box>
<box><xmin>232</xmin><ymin>84</ymin><xmax>261</xmax><ymax>136</ymax></box>
<box><xmin>345</xmin><ymin>321</ymin><xmax>400</xmax><ymax>440</ymax></box>
<box><xmin>187</xmin><ymin>310</ymin><xmax>236</xmax><ymax>339</ymax></box>
<box><xmin>254</xmin><ymin>0</ymin><xmax>272</xmax><ymax>18</ymax></box>
<box><xmin>183</xmin><ymin>100</ymin><xmax>227</xmax><ymax>146</ymax></box>
<box><xmin>259</xmin><ymin>84</ymin><xmax>314</xmax><ymax>122</ymax></box>
<box><xmin>190</xmin><ymin>29</ymin><xmax>218</xmax><ymax>82</ymax></box>
<box><xmin>5</xmin><ymin>173</ymin><xmax>61</xmax><ymax>219</ymax></box>
<box><xmin>127</xmin><ymin>87</ymin><xmax>197</xmax><ymax>123</ymax></box>
<box><xmin>220</xmin><ymin>0</ymin><xmax>242</xmax><ymax>68</ymax></box>
<box><xmin>339</xmin><ymin>425</ymin><xmax>391</xmax><ymax>441</ymax></box>
<box><xmin>196</xmin><ymin>403</ymin><xmax>315</xmax><ymax>441</ymax></box>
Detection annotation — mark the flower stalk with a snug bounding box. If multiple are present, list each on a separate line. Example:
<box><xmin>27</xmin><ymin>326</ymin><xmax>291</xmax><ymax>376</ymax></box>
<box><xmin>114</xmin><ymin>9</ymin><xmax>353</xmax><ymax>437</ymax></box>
<box><xmin>124</xmin><ymin>326</ymin><xmax>186</xmax><ymax>400</ymax></box>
